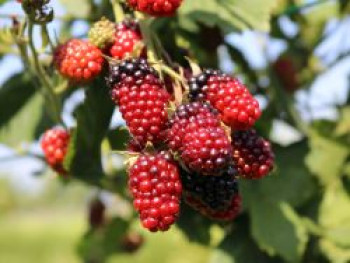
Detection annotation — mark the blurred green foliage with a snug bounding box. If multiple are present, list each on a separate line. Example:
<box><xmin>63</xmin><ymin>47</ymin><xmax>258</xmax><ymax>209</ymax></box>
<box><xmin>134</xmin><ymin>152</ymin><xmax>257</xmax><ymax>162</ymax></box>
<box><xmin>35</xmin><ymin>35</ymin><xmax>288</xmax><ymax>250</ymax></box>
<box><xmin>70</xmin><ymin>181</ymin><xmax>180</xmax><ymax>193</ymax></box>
<box><xmin>1</xmin><ymin>0</ymin><xmax>350</xmax><ymax>262</ymax></box>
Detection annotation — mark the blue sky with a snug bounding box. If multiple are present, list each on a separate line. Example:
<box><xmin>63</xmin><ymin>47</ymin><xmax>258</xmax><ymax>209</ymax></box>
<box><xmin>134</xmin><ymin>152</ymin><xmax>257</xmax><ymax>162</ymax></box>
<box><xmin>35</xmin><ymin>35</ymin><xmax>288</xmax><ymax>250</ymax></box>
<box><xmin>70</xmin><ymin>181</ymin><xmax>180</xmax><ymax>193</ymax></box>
<box><xmin>0</xmin><ymin>0</ymin><xmax>349</xmax><ymax>191</ymax></box>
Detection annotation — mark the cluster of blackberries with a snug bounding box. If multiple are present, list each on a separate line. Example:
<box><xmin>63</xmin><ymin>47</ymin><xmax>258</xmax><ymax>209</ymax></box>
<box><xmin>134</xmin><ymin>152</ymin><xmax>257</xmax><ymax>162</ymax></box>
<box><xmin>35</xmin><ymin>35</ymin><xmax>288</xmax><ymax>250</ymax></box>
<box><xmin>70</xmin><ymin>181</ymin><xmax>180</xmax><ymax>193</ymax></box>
<box><xmin>41</xmin><ymin>57</ymin><xmax>274</xmax><ymax>232</ymax></box>
<box><xmin>53</xmin><ymin>18</ymin><xmax>144</xmax><ymax>83</ymax></box>
<box><xmin>105</xmin><ymin>59</ymin><xmax>274</xmax><ymax>230</ymax></box>
<box><xmin>41</xmin><ymin>0</ymin><xmax>274</xmax><ymax>233</ymax></box>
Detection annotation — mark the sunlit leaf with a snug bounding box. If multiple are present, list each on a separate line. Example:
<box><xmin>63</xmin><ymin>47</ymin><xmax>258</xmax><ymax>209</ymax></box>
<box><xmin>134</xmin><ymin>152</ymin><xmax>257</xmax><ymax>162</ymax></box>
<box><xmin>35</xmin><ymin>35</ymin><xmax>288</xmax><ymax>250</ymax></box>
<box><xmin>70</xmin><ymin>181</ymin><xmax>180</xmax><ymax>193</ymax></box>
<box><xmin>319</xmin><ymin>182</ymin><xmax>350</xmax><ymax>247</ymax></box>
<box><xmin>211</xmin><ymin>217</ymin><xmax>274</xmax><ymax>263</ymax></box>
<box><xmin>306</xmin><ymin>131</ymin><xmax>349</xmax><ymax>185</ymax></box>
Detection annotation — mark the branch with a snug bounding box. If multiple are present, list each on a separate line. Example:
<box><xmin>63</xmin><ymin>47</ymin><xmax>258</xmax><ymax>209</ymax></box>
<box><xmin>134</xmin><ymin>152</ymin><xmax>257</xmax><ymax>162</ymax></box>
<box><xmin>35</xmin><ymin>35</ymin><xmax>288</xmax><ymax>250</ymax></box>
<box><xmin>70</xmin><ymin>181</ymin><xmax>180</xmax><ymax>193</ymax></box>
<box><xmin>27</xmin><ymin>21</ymin><xmax>62</xmax><ymax>124</ymax></box>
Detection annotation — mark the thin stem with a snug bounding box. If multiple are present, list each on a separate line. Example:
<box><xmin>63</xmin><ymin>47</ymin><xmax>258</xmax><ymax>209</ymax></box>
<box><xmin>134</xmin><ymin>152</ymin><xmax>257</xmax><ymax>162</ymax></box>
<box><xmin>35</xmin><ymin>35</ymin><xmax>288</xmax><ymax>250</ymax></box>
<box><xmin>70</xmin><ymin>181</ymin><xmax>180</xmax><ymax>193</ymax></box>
<box><xmin>28</xmin><ymin>21</ymin><xmax>62</xmax><ymax>124</ymax></box>
<box><xmin>42</xmin><ymin>25</ymin><xmax>55</xmax><ymax>52</ymax></box>
<box><xmin>111</xmin><ymin>0</ymin><xmax>125</xmax><ymax>23</ymax></box>
<box><xmin>135</xmin><ymin>13</ymin><xmax>156</xmax><ymax>59</ymax></box>
<box><xmin>160</xmin><ymin>64</ymin><xmax>187</xmax><ymax>86</ymax></box>
<box><xmin>151</xmin><ymin>31</ymin><xmax>173</xmax><ymax>65</ymax></box>
<box><xmin>269</xmin><ymin>66</ymin><xmax>309</xmax><ymax>135</ymax></box>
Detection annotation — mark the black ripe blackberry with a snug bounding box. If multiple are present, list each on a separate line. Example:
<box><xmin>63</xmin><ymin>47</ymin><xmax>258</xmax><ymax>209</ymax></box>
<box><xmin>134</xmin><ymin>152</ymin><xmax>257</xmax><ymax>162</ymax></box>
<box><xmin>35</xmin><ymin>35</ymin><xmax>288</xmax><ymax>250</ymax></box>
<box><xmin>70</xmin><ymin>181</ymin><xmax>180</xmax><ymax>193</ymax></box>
<box><xmin>232</xmin><ymin>129</ymin><xmax>274</xmax><ymax>179</ymax></box>
<box><xmin>188</xmin><ymin>69</ymin><xmax>219</xmax><ymax>101</ymax></box>
<box><xmin>185</xmin><ymin>191</ymin><xmax>241</xmax><ymax>221</ymax></box>
<box><xmin>106</xmin><ymin>58</ymin><xmax>159</xmax><ymax>89</ymax></box>
<box><xmin>181</xmin><ymin>167</ymin><xmax>238</xmax><ymax>211</ymax></box>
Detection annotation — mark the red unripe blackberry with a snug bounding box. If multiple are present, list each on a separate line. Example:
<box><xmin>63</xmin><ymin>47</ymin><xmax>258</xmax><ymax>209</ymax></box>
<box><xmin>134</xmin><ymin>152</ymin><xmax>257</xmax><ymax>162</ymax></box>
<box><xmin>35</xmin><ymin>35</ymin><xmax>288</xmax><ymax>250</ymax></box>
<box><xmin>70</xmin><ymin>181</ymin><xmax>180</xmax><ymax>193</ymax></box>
<box><xmin>107</xmin><ymin>59</ymin><xmax>170</xmax><ymax>149</ymax></box>
<box><xmin>167</xmin><ymin>102</ymin><xmax>220</xmax><ymax>151</ymax></box>
<box><xmin>189</xmin><ymin>70</ymin><xmax>261</xmax><ymax>130</ymax></box>
<box><xmin>127</xmin><ymin>0</ymin><xmax>183</xmax><ymax>17</ymax></box>
<box><xmin>54</xmin><ymin>39</ymin><xmax>103</xmax><ymax>82</ymax></box>
<box><xmin>273</xmin><ymin>56</ymin><xmax>299</xmax><ymax>93</ymax></box>
<box><xmin>128</xmin><ymin>153</ymin><xmax>182</xmax><ymax>232</ymax></box>
<box><xmin>232</xmin><ymin>130</ymin><xmax>274</xmax><ymax>179</ymax></box>
<box><xmin>110</xmin><ymin>20</ymin><xmax>144</xmax><ymax>59</ymax></box>
<box><xmin>185</xmin><ymin>192</ymin><xmax>241</xmax><ymax>221</ymax></box>
<box><xmin>181</xmin><ymin>126</ymin><xmax>232</xmax><ymax>175</ymax></box>
<box><xmin>41</xmin><ymin>128</ymin><xmax>70</xmax><ymax>175</ymax></box>
<box><xmin>181</xmin><ymin>167</ymin><xmax>238</xmax><ymax>211</ymax></box>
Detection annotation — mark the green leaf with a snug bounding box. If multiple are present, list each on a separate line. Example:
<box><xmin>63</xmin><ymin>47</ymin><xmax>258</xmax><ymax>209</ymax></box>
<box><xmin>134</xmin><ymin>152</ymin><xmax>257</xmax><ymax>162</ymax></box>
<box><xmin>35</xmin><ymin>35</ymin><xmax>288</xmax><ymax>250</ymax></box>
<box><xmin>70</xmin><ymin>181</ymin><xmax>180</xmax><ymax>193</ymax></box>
<box><xmin>299</xmin><ymin>1</ymin><xmax>339</xmax><ymax>48</ymax></box>
<box><xmin>107</xmin><ymin>127</ymin><xmax>130</xmax><ymax>151</ymax></box>
<box><xmin>64</xmin><ymin>81</ymin><xmax>114</xmax><ymax>184</ymax></box>
<box><xmin>250</xmin><ymin>201</ymin><xmax>308</xmax><ymax>262</ymax></box>
<box><xmin>103</xmin><ymin>218</ymin><xmax>129</xmax><ymax>254</ymax></box>
<box><xmin>217</xmin><ymin>0</ymin><xmax>277</xmax><ymax>31</ymax></box>
<box><xmin>33</xmin><ymin>105</ymin><xmax>55</xmax><ymax>140</ymax></box>
<box><xmin>319</xmin><ymin>238</ymin><xmax>350</xmax><ymax>263</ymax></box>
<box><xmin>241</xmin><ymin>141</ymin><xmax>317</xmax><ymax>209</ymax></box>
<box><xmin>59</xmin><ymin>0</ymin><xmax>90</xmax><ymax>18</ymax></box>
<box><xmin>78</xmin><ymin>217</ymin><xmax>129</xmax><ymax>262</ymax></box>
<box><xmin>0</xmin><ymin>93</ymin><xmax>43</xmax><ymax>147</ymax></box>
<box><xmin>179</xmin><ymin>0</ymin><xmax>277</xmax><ymax>32</ymax></box>
<box><xmin>335</xmin><ymin>107</ymin><xmax>350</xmax><ymax>136</ymax></box>
<box><xmin>211</xmin><ymin>217</ymin><xmax>274</xmax><ymax>263</ymax></box>
<box><xmin>176</xmin><ymin>201</ymin><xmax>212</xmax><ymax>245</ymax></box>
<box><xmin>0</xmin><ymin>73</ymin><xmax>36</xmax><ymax>128</ymax></box>
<box><xmin>340</xmin><ymin>0</ymin><xmax>350</xmax><ymax>14</ymax></box>
<box><xmin>239</xmin><ymin>142</ymin><xmax>313</xmax><ymax>262</ymax></box>
<box><xmin>254</xmin><ymin>104</ymin><xmax>275</xmax><ymax>138</ymax></box>
<box><xmin>319</xmin><ymin>182</ymin><xmax>350</xmax><ymax>247</ymax></box>
<box><xmin>306</xmin><ymin>131</ymin><xmax>349</xmax><ymax>185</ymax></box>
<box><xmin>344</xmin><ymin>162</ymin><xmax>350</xmax><ymax>178</ymax></box>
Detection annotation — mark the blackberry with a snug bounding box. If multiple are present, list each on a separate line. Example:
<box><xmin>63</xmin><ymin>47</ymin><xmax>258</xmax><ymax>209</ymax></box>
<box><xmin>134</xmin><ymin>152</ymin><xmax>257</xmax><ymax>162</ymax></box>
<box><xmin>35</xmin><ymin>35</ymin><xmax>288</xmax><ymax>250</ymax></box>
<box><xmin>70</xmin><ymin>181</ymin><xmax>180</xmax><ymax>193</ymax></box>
<box><xmin>121</xmin><ymin>232</ymin><xmax>144</xmax><ymax>253</ymax></box>
<box><xmin>41</xmin><ymin>128</ymin><xmax>70</xmax><ymax>175</ymax></box>
<box><xmin>232</xmin><ymin>129</ymin><xmax>274</xmax><ymax>179</ymax></box>
<box><xmin>128</xmin><ymin>153</ymin><xmax>182</xmax><ymax>232</ymax></box>
<box><xmin>54</xmin><ymin>39</ymin><xmax>104</xmax><ymax>82</ymax></box>
<box><xmin>181</xmin><ymin>126</ymin><xmax>233</xmax><ymax>175</ymax></box>
<box><xmin>167</xmin><ymin>102</ymin><xmax>220</xmax><ymax>151</ymax></box>
<box><xmin>88</xmin><ymin>17</ymin><xmax>116</xmax><ymax>50</ymax></box>
<box><xmin>188</xmin><ymin>69</ymin><xmax>220</xmax><ymax>101</ymax></box>
<box><xmin>106</xmin><ymin>58</ymin><xmax>158</xmax><ymax>88</ymax></box>
<box><xmin>107</xmin><ymin>59</ymin><xmax>170</xmax><ymax>149</ymax></box>
<box><xmin>189</xmin><ymin>70</ymin><xmax>261</xmax><ymax>130</ymax></box>
<box><xmin>110</xmin><ymin>19</ymin><xmax>144</xmax><ymax>59</ymax></box>
<box><xmin>88</xmin><ymin>198</ymin><xmax>105</xmax><ymax>228</ymax></box>
<box><xmin>273</xmin><ymin>55</ymin><xmax>299</xmax><ymax>93</ymax></box>
<box><xmin>181</xmin><ymin>167</ymin><xmax>238</xmax><ymax>210</ymax></box>
<box><xmin>126</xmin><ymin>0</ymin><xmax>183</xmax><ymax>17</ymax></box>
<box><xmin>185</xmin><ymin>192</ymin><xmax>241</xmax><ymax>221</ymax></box>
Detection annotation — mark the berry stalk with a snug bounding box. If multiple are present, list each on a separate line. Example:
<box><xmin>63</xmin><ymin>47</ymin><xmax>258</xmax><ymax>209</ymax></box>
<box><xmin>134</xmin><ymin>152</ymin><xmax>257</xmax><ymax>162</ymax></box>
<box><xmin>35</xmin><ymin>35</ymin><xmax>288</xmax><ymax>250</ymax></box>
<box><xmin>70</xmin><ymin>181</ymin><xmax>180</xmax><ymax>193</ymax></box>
<box><xmin>28</xmin><ymin>20</ymin><xmax>62</xmax><ymax>124</ymax></box>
